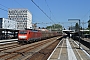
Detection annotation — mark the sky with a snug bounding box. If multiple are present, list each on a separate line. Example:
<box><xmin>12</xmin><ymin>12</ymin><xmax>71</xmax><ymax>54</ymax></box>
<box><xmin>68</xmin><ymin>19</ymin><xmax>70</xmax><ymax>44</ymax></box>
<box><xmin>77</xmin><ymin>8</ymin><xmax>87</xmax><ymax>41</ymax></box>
<box><xmin>0</xmin><ymin>0</ymin><xmax>90</xmax><ymax>29</ymax></box>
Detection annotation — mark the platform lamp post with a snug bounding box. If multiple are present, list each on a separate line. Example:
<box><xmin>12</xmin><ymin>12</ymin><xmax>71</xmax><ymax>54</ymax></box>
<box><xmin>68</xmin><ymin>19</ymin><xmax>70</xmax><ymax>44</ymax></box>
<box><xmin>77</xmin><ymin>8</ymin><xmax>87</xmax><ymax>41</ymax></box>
<box><xmin>68</xmin><ymin>19</ymin><xmax>80</xmax><ymax>49</ymax></box>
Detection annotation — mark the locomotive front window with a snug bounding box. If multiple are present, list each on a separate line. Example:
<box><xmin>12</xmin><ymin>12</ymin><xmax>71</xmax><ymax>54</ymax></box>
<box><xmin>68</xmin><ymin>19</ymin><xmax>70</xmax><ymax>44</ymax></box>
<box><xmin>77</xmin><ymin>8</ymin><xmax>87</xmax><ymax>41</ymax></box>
<box><xmin>19</xmin><ymin>31</ymin><xmax>27</xmax><ymax>34</ymax></box>
<box><xmin>29</xmin><ymin>32</ymin><xmax>30</xmax><ymax>34</ymax></box>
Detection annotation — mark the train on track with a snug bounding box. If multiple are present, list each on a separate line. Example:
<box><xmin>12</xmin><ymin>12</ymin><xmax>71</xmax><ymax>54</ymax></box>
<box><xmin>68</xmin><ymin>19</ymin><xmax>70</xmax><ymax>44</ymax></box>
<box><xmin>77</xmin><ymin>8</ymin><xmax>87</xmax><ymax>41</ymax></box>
<box><xmin>18</xmin><ymin>29</ymin><xmax>61</xmax><ymax>43</ymax></box>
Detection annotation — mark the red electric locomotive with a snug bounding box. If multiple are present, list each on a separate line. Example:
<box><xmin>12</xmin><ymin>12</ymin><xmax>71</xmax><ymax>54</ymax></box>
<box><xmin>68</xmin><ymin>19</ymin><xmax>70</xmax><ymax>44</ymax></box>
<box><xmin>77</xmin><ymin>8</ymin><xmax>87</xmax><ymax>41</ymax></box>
<box><xmin>18</xmin><ymin>29</ymin><xmax>62</xmax><ymax>44</ymax></box>
<box><xmin>18</xmin><ymin>30</ymin><xmax>41</xmax><ymax>43</ymax></box>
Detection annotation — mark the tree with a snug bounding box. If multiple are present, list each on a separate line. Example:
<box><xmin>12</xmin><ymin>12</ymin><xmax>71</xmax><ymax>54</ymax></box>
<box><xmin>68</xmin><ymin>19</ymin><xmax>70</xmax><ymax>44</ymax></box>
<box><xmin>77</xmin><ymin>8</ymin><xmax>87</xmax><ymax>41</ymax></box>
<box><xmin>75</xmin><ymin>23</ymin><xmax>79</xmax><ymax>31</ymax></box>
<box><xmin>46</xmin><ymin>24</ymin><xmax>62</xmax><ymax>31</ymax></box>
<box><xmin>87</xmin><ymin>20</ymin><xmax>90</xmax><ymax>34</ymax></box>
<box><xmin>88</xmin><ymin>20</ymin><xmax>90</xmax><ymax>29</ymax></box>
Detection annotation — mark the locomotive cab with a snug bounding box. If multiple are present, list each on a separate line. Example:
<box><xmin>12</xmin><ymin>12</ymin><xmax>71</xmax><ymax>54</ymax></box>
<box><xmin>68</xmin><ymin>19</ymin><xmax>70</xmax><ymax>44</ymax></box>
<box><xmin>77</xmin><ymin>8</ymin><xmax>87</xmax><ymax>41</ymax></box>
<box><xmin>18</xmin><ymin>30</ymin><xmax>42</xmax><ymax>43</ymax></box>
<box><xmin>18</xmin><ymin>30</ymin><xmax>29</xmax><ymax>43</ymax></box>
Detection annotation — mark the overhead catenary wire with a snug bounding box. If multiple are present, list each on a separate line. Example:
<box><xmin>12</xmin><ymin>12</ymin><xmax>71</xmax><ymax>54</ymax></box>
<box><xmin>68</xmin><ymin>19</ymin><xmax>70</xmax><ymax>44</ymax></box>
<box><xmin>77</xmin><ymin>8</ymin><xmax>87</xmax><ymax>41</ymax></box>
<box><xmin>0</xmin><ymin>1</ymin><xmax>52</xmax><ymax>25</ymax></box>
<box><xmin>13</xmin><ymin>0</ymin><xmax>51</xmax><ymax>27</ymax></box>
<box><xmin>0</xmin><ymin>7</ymin><xmax>8</xmax><ymax>12</ymax></box>
<box><xmin>81</xmin><ymin>10</ymin><xmax>90</xmax><ymax>20</ymax></box>
<box><xmin>45</xmin><ymin>0</ymin><xmax>57</xmax><ymax>22</ymax></box>
<box><xmin>31</xmin><ymin>0</ymin><xmax>55</xmax><ymax>24</ymax></box>
<box><xmin>0</xmin><ymin>4</ymin><xmax>8</xmax><ymax>9</ymax></box>
<box><xmin>13</xmin><ymin>0</ymin><xmax>25</xmax><ymax>8</ymax></box>
<box><xmin>45</xmin><ymin>0</ymin><xmax>51</xmax><ymax>18</ymax></box>
<box><xmin>0</xmin><ymin>3</ymin><xmax>8</xmax><ymax>12</ymax></box>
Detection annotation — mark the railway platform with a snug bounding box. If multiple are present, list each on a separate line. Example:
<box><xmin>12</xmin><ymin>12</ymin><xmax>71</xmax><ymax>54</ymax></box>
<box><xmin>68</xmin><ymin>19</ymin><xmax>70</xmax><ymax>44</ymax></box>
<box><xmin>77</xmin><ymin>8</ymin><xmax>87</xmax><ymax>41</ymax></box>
<box><xmin>0</xmin><ymin>39</ymin><xmax>18</xmax><ymax>44</ymax></box>
<box><xmin>47</xmin><ymin>37</ymin><xmax>90</xmax><ymax>60</ymax></box>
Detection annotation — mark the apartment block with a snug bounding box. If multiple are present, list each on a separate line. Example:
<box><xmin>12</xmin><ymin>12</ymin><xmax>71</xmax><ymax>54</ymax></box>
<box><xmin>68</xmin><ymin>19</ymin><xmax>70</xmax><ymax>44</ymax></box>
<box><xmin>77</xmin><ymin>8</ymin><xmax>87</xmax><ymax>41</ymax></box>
<box><xmin>8</xmin><ymin>8</ymin><xmax>32</xmax><ymax>30</ymax></box>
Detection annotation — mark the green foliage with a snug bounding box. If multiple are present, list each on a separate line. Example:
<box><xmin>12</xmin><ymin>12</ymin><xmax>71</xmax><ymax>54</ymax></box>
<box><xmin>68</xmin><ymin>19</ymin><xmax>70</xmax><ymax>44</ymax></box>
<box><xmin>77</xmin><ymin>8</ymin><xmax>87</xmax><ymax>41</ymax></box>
<box><xmin>88</xmin><ymin>20</ymin><xmax>90</xmax><ymax>29</ymax></box>
<box><xmin>75</xmin><ymin>23</ymin><xmax>79</xmax><ymax>31</ymax></box>
<box><xmin>46</xmin><ymin>24</ymin><xmax>62</xmax><ymax>30</ymax></box>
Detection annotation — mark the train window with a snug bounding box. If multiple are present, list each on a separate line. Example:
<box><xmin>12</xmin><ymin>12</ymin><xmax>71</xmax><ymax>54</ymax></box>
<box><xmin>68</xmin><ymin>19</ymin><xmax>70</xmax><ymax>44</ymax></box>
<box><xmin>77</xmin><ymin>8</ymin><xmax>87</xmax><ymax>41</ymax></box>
<box><xmin>19</xmin><ymin>31</ymin><xmax>27</xmax><ymax>34</ymax></box>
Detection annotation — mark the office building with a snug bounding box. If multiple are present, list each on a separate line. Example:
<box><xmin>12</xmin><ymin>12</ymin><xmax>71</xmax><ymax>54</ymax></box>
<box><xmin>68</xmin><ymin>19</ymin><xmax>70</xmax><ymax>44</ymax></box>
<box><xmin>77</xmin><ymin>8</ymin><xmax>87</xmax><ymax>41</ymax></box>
<box><xmin>8</xmin><ymin>8</ymin><xmax>32</xmax><ymax>30</ymax></box>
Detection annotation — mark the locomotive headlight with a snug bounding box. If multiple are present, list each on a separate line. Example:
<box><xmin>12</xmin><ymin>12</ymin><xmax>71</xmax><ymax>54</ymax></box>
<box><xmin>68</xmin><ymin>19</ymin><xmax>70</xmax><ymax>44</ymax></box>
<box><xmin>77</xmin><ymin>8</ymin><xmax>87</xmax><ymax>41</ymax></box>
<box><xmin>19</xmin><ymin>35</ymin><xmax>27</xmax><ymax>39</ymax></box>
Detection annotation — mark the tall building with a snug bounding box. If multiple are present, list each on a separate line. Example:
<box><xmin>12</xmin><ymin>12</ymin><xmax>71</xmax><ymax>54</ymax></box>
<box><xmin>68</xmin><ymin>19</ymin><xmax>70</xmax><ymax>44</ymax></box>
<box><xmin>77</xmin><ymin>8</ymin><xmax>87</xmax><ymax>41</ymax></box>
<box><xmin>8</xmin><ymin>8</ymin><xmax>32</xmax><ymax>30</ymax></box>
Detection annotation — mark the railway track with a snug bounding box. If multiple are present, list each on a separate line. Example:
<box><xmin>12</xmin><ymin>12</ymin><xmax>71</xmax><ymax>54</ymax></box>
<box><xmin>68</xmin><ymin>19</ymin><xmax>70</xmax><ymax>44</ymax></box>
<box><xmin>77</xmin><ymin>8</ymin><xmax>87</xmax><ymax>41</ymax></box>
<box><xmin>0</xmin><ymin>39</ymin><xmax>18</xmax><ymax>44</ymax></box>
<box><xmin>72</xmin><ymin>36</ymin><xmax>90</xmax><ymax>55</ymax></box>
<box><xmin>0</xmin><ymin>36</ymin><xmax>61</xmax><ymax>60</ymax></box>
<box><xmin>26</xmin><ymin>38</ymin><xmax>60</xmax><ymax>60</ymax></box>
<box><xmin>0</xmin><ymin>42</ymin><xmax>21</xmax><ymax>52</ymax></box>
